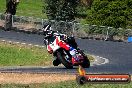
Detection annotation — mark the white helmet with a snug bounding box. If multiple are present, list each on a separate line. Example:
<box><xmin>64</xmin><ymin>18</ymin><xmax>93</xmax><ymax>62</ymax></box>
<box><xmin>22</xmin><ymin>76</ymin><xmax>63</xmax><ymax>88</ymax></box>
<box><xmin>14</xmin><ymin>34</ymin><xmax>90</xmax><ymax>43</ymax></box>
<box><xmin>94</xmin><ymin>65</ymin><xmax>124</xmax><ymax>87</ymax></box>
<box><xmin>42</xmin><ymin>24</ymin><xmax>53</xmax><ymax>37</ymax></box>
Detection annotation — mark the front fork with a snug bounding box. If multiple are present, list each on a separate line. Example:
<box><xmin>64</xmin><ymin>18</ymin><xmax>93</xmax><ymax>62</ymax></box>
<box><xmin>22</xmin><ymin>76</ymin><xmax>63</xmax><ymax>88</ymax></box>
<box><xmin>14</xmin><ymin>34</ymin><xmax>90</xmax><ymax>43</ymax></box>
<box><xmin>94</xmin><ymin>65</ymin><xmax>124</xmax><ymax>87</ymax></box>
<box><xmin>53</xmin><ymin>49</ymin><xmax>72</xmax><ymax>63</ymax></box>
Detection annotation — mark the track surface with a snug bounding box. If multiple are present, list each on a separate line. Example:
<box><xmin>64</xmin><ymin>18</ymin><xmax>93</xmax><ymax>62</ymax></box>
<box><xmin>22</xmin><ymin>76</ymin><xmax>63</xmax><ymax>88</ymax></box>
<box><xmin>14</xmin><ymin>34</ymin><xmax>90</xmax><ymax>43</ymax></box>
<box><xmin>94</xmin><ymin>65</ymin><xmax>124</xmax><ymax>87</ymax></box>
<box><xmin>0</xmin><ymin>29</ymin><xmax>132</xmax><ymax>74</ymax></box>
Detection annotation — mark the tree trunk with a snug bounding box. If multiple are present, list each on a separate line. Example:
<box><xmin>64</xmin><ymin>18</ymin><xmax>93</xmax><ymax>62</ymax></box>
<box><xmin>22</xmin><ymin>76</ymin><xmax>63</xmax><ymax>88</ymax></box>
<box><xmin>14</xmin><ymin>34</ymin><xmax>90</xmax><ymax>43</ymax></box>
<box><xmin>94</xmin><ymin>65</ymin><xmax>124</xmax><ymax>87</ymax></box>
<box><xmin>5</xmin><ymin>0</ymin><xmax>19</xmax><ymax>31</ymax></box>
<box><xmin>4</xmin><ymin>13</ymin><xmax>12</xmax><ymax>31</ymax></box>
<box><xmin>80</xmin><ymin>0</ymin><xmax>93</xmax><ymax>6</ymax></box>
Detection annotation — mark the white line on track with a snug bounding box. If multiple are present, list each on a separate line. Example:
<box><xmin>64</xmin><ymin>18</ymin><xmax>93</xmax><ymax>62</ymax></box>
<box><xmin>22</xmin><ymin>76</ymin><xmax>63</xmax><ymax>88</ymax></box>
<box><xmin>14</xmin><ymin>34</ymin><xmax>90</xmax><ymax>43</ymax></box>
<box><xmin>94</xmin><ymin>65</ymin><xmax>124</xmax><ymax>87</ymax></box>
<box><xmin>21</xmin><ymin>43</ymin><xmax>26</xmax><ymax>45</ymax></box>
<box><xmin>101</xmin><ymin>57</ymin><xmax>109</xmax><ymax>65</ymax></box>
<box><xmin>15</xmin><ymin>42</ymin><xmax>20</xmax><ymax>44</ymax></box>
<box><xmin>2</xmin><ymin>40</ymin><xmax>5</xmax><ymax>42</ymax></box>
<box><xmin>28</xmin><ymin>44</ymin><xmax>32</xmax><ymax>46</ymax></box>
<box><xmin>41</xmin><ymin>46</ymin><xmax>45</xmax><ymax>48</ymax></box>
<box><xmin>34</xmin><ymin>45</ymin><xmax>39</xmax><ymax>47</ymax></box>
<box><xmin>8</xmin><ymin>41</ymin><xmax>12</xmax><ymax>43</ymax></box>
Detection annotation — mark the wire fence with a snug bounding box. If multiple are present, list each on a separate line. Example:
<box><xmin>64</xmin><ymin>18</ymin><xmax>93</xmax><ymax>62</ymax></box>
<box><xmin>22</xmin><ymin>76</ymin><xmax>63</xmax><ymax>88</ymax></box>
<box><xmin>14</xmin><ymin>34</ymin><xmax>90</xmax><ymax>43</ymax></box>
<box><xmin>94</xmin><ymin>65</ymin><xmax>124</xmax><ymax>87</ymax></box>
<box><xmin>0</xmin><ymin>13</ymin><xmax>132</xmax><ymax>41</ymax></box>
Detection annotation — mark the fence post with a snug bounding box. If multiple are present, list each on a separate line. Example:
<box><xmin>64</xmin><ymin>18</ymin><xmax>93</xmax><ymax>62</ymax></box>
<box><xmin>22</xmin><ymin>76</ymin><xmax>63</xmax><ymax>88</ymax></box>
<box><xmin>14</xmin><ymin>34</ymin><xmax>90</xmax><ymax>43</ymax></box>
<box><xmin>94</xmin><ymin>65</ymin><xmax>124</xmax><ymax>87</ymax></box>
<box><xmin>42</xmin><ymin>19</ymin><xmax>44</xmax><ymax>27</ymax></box>
<box><xmin>72</xmin><ymin>22</ymin><xmax>76</xmax><ymax>37</ymax></box>
<box><xmin>105</xmin><ymin>27</ymin><xmax>109</xmax><ymax>41</ymax></box>
<box><xmin>0</xmin><ymin>13</ymin><xmax>2</xmax><ymax>20</ymax></box>
<box><xmin>105</xmin><ymin>27</ymin><xmax>113</xmax><ymax>41</ymax></box>
<box><xmin>12</xmin><ymin>15</ymin><xmax>14</xmax><ymax>27</ymax></box>
<box><xmin>100</xmin><ymin>26</ymin><xmax>106</xmax><ymax>40</ymax></box>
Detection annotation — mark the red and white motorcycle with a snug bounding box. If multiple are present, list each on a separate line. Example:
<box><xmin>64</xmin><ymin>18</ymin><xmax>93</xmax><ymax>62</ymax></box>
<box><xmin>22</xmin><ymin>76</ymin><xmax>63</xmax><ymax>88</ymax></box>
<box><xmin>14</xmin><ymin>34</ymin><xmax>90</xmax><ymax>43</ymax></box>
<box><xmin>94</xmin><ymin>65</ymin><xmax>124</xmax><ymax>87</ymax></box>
<box><xmin>43</xmin><ymin>25</ymin><xmax>90</xmax><ymax>69</ymax></box>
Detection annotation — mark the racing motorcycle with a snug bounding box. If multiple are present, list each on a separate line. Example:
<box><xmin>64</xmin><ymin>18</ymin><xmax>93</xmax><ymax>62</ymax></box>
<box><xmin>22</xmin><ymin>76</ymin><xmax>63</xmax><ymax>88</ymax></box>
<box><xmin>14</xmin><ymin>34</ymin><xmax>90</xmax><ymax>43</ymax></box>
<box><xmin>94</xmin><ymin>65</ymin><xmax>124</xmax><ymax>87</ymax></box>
<box><xmin>42</xmin><ymin>26</ymin><xmax>90</xmax><ymax>69</ymax></box>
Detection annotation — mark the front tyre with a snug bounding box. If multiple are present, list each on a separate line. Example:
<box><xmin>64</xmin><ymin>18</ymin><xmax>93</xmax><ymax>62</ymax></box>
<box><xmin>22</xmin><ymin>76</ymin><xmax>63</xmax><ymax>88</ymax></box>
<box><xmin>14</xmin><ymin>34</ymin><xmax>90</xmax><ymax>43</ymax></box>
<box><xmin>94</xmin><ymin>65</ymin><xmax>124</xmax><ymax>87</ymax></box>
<box><xmin>57</xmin><ymin>51</ymin><xmax>73</xmax><ymax>69</ymax></box>
<box><xmin>81</xmin><ymin>56</ymin><xmax>90</xmax><ymax>68</ymax></box>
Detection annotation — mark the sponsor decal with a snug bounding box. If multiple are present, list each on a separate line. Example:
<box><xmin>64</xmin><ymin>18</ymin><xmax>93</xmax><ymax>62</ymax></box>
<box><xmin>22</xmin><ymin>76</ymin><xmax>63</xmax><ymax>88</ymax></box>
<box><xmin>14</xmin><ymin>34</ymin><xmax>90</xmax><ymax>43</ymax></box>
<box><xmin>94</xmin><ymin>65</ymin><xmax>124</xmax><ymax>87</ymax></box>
<box><xmin>76</xmin><ymin>65</ymin><xmax>131</xmax><ymax>85</ymax></box>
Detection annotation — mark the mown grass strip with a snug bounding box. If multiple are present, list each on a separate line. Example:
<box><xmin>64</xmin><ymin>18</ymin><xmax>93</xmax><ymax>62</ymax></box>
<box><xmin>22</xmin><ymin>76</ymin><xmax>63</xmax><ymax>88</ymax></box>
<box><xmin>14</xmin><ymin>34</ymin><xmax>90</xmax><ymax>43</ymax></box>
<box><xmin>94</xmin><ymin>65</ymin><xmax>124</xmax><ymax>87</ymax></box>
<box><xmin>0</xmin><ymin>42</ymin><xmax>52</xmax><ymax>66</ymax></box>
<box><xmin>0</xmin><ymin>41</ymin><xmax>94</xmax><ymax>66</ymax></box>
<box><xmin>1</xmin><ymin>80</ymin><xmax>132</xmax><ymax>88</ymax></box>
<box><xmin>0</xmin><ymin>0</ymin><xmax>47</xmax><ymax>18</ymax></box>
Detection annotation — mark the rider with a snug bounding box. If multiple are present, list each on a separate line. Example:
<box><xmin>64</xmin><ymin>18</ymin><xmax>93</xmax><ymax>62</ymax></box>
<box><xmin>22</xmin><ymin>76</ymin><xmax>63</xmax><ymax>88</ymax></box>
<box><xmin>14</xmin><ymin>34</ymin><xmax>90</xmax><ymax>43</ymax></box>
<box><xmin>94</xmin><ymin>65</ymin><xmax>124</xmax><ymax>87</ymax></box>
<box><xmin>43</xmin><ymin>24</ymin><xmax>79</xmax><ymax>65</ymax></box>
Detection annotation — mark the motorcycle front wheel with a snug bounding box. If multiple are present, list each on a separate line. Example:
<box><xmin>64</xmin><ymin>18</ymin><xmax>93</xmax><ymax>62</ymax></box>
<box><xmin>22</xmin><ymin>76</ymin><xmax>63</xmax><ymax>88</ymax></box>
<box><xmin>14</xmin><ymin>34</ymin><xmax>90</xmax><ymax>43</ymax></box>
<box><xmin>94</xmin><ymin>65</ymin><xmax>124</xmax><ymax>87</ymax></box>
<box><xmin>57</xmin><ymin>51</ymin><xmax>73</xmax><ymax>69</ymax></box>
<box><xmin>81</xmin><ymin>55</ymin><xmax>90</xmax><ymax>68</ymax></box>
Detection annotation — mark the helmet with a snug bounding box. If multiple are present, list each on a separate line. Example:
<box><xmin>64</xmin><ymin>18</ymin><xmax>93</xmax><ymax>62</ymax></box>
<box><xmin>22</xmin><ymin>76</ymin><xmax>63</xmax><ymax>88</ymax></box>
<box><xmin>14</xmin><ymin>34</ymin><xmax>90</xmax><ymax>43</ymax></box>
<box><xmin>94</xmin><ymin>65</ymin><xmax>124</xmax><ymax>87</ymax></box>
<box><xmin>42</xmin><ymin>24</ymin><xmax>53</xmax><ymax>38</ymax></box>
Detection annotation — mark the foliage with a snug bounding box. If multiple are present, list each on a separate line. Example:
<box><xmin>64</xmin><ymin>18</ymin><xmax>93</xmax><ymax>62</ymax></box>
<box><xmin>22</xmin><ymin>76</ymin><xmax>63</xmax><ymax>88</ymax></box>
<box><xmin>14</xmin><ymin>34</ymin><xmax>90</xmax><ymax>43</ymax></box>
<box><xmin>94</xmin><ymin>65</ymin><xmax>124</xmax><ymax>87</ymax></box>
<box><xmin>44</xmin><ymin>0</ymin><xmax>132</xmax><ymax>29</ymax></box>
<box><xmin>44</xmin><ymin>0</ymin><xmax>79</xmax><ymax>21</ymax></box>
<box><xmin>86</xmin><ymin>0</ymin><xmax>132</xmax><ymax>29</ymax></box>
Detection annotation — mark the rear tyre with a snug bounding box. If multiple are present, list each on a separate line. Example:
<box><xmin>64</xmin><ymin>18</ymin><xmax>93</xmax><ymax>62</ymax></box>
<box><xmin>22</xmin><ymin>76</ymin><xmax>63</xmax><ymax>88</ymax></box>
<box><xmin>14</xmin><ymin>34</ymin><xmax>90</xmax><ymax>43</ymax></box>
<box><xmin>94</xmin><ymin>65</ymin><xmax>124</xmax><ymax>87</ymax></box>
<box><xmin>57</xmin><ymin>51</ymin><xmax>73</xmax><ymax>69</ymax></box>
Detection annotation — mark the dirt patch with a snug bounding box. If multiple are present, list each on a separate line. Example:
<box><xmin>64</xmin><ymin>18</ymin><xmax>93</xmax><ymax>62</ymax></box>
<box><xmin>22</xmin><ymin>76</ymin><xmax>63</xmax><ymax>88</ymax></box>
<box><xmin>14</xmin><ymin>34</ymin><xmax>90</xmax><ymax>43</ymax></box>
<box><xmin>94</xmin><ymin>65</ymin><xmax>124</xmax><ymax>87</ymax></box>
<box><xmin>0</xmin><ymin>73</ymin><xmax>76</xmax><ymax>84</ymax></box>
<box><xmin>0</xmin><ymin>20</ymin><xmax>37</xmax><ymax>31</ymax></box>
<box><xmin>0</xmin><ymin>21</ymin><xmax>4</xmax><ymax>27</ymax></box>
<box><xmin>13</xmin><ymin>23</ymin><xmax>36</xmax><ymax>30</ymax></box>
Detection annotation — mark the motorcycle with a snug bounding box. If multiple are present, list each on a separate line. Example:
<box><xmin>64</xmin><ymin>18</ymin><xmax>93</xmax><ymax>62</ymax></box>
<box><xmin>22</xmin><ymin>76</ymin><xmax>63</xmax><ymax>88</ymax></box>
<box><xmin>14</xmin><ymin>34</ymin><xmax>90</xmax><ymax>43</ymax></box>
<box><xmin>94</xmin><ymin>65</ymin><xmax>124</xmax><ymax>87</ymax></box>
<box><xmin>43</xmin><ymin>28</ymin><xmax>90</xmax><ymax>69</ymax></box>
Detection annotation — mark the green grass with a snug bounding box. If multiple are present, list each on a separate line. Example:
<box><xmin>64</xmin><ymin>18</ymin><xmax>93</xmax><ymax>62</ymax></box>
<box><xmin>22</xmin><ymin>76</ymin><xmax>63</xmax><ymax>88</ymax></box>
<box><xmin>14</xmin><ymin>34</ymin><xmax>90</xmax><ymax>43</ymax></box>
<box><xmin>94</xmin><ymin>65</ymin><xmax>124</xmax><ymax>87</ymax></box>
<box><xmin>0</xmin><ymin>41</ymin><xmax>94</xmax><ymax>66</ymax></box>
<box><xmin>0</xmin><ymin>42</ymin><xmax>52</xmax><ymax>66</ymax></box>
<box><xmin>0</xmin><ymin>81</ymin><xmax>132</xmax><ymax>88</ymax></box>
<box><xmin>0</xmin><ymin>0</ymin><xmax>6</xmax><ymax>13</ymax></box>
<box><xmin>0</xmin><ymin>0</ymin><xmax>47</xmax><ymax>18</ymax></box>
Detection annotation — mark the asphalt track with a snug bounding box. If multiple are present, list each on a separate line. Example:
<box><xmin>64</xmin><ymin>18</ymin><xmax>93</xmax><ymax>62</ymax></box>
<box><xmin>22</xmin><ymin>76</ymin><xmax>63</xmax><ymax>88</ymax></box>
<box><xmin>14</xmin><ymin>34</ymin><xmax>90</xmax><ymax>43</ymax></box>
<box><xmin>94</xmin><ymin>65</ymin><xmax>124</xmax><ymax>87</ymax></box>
<box><xmin>0</xmin><ymin>29</ymin><xmax>132</xmax><ymax>74</ymax></box>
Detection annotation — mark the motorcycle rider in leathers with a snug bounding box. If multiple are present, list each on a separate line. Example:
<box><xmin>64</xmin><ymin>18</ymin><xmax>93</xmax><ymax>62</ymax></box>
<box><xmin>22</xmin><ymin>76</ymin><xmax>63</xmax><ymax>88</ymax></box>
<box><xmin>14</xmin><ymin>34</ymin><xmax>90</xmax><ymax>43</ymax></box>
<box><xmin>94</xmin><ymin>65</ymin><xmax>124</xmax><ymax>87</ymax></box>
<box><xmin>43</xmin><ymin>24</ymin><xmax>80</xmax><ymax>65</ymax></box>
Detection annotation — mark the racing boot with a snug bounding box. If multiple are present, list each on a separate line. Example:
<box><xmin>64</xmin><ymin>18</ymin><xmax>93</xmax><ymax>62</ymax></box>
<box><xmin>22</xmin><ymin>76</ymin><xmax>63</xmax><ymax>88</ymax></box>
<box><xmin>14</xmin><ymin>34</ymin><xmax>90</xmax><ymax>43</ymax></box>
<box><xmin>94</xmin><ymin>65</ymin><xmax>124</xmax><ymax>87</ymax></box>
<box><xmin>53</xmin><ymin>57</ymin><xmax>61</xmax><ymax>66</ymax></box>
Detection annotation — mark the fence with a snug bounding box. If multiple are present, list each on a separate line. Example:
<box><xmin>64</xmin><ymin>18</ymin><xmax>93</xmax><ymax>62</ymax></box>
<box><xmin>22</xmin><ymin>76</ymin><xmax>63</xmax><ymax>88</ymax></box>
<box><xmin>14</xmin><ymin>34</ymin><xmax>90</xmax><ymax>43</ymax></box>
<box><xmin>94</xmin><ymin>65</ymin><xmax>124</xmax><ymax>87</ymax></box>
<box><xmin>0</xmin><ymin>13</ymin><xmax>132</xmax><ymax>41</ymax></box>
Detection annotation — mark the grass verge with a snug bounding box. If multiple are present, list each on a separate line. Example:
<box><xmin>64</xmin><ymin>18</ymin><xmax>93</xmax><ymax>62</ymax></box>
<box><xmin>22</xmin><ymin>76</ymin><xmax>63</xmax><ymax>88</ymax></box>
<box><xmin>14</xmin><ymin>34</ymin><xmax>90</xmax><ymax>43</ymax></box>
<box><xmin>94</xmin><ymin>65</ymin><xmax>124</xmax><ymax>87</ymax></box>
<box><xmin>0</xmin><ymin>41</ymin><xmax>52</xmax><ymax>66</ymax></box>
<box><xmin>0</xmin><ymin>41</ymin><xmax>94</xmax><ymax>66</ymax></box>
<box><xmin>0</xmin><ymin>0</ymin><xmax>47</xmax><ymax>18</ymax></box>
<box><xmin>0</xmin><ymin>80</ymin><xmax>132</xmax><ymax>88</ymax></box>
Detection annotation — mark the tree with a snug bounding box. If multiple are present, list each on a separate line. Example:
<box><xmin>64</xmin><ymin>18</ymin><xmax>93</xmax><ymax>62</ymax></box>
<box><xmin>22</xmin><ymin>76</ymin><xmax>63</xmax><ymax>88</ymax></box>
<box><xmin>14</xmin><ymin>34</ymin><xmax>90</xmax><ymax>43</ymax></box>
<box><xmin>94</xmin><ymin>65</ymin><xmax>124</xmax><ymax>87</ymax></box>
<box><xmin>5</xmin><ymin>0</ymin><xmax>19</xmax><ymax>31</ymax></box>
<box><xmin>76</xmin><ymin>0</ymin><xmax>93</xmax><ymax>18</ymax></box>
<box><xmin>44</xmin><ymin>0</ymin><xmax>79</xmax><ymax>21</ymax></box>
<box><xmin>84</xmin><ymin>0</ymin><xmax>132</xmax><ymax>40</ymax></box>
<box><xmin>86</xmin><ymin>0</ymin><xmax>132</xmax><ymax>29</ymax></box>
<box><xmin>44</xmin><ymin>0</ymin><xmax>93</xmax><ymax>21</ymax></box>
